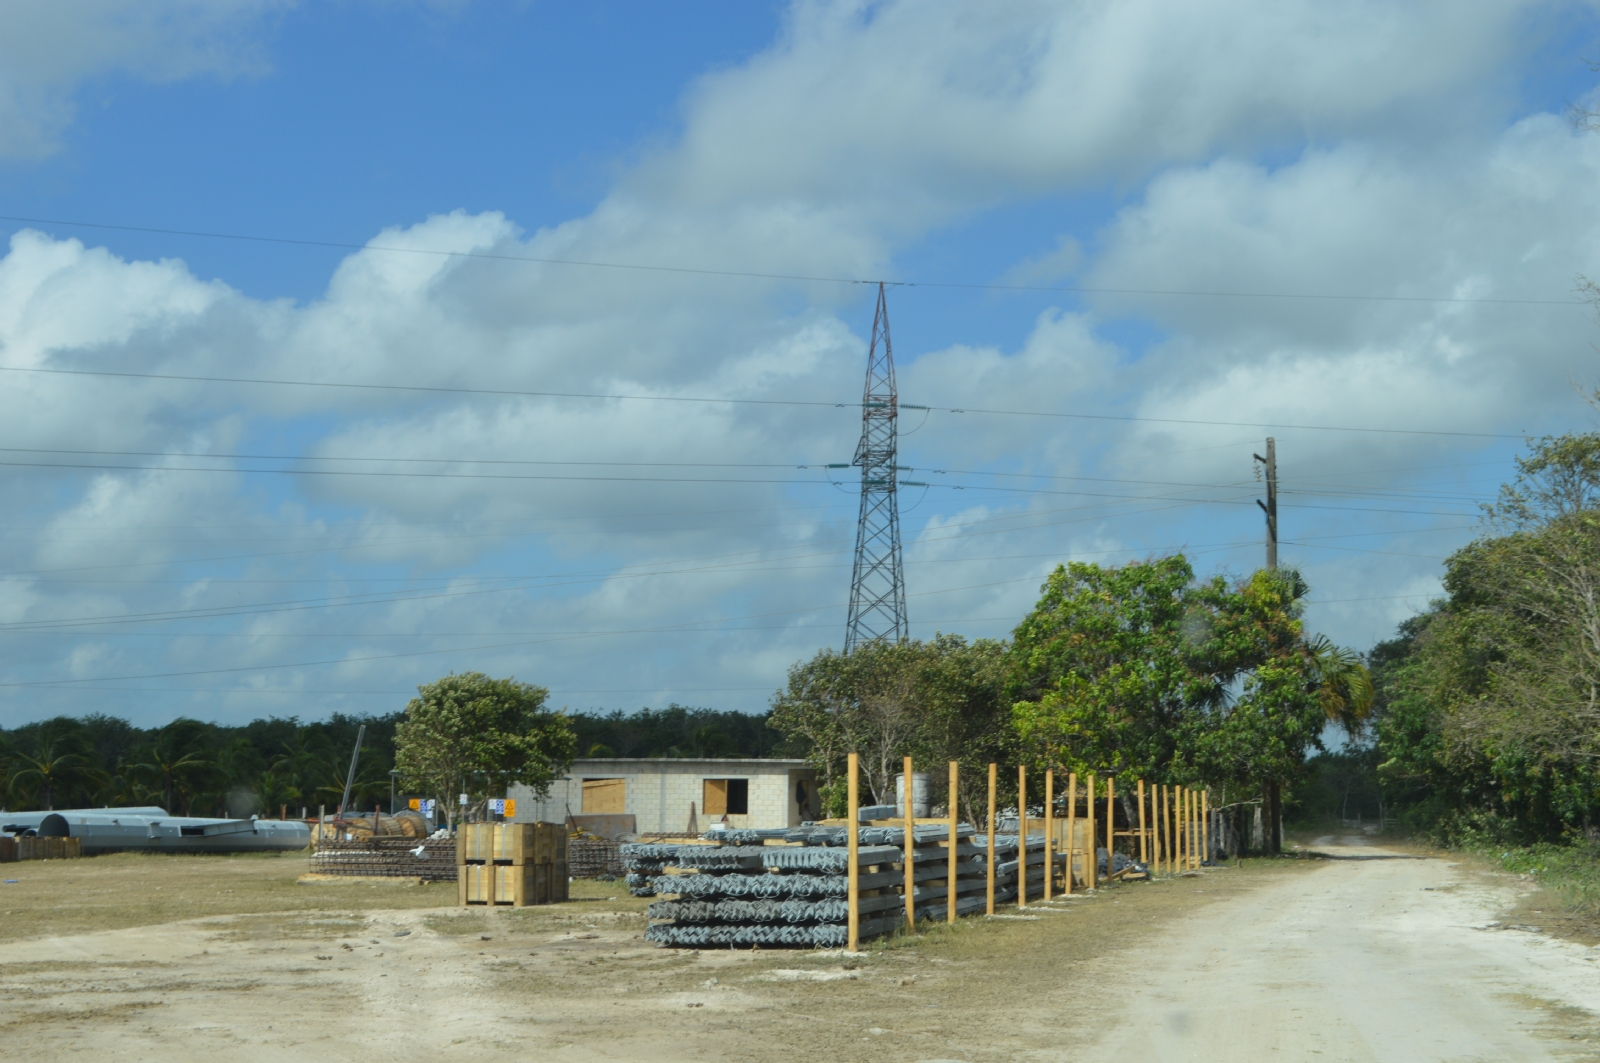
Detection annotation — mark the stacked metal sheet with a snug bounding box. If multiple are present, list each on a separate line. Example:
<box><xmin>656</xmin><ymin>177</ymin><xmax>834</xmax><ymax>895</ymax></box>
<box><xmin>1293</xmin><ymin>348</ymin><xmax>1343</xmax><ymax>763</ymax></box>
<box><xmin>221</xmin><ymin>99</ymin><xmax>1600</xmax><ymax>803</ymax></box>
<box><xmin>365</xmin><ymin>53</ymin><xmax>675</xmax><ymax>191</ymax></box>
<box><xmin>627</xmin><ymin>824</ymin><xmax>1008</xmax><ymax>948</ymax></box>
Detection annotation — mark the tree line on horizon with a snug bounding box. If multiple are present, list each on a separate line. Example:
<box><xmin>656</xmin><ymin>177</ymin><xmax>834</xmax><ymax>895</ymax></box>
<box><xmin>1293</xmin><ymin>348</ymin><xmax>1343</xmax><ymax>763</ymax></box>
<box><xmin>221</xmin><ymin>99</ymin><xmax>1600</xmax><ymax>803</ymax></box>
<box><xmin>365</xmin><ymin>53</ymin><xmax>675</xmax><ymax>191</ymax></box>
<box><xmin>0</xmin><ymin>704</ymin><xmax>786</xmax><ymax>817</ymax></box>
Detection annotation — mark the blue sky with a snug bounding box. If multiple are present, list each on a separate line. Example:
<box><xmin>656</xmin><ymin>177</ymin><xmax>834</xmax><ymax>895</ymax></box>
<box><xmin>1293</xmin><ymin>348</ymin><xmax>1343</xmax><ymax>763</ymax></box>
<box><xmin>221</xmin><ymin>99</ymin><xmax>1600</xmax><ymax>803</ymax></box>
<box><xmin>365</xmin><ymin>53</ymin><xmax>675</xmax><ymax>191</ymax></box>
<box><xmin>0</xmin><ymin>0</ymin><xmax>1598</xmax><ymax>727</ymax></box>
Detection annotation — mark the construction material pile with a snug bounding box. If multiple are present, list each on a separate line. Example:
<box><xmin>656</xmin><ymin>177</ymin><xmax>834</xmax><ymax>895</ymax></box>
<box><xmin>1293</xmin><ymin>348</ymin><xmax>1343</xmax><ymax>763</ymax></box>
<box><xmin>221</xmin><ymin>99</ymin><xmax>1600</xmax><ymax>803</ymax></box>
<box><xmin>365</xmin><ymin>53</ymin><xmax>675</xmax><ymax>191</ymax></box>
<box><xmin>626</xmin><ymin>823</ymin><xmax>1019</xmax><ymax>948</ymax></box>
<box><xmin>312</xmin><ymin>836</ymin><xmax>456</xmax><ymax>880</ymax></box>
<box><xmin>457</xmin><ymin>822</ymin><xmax>569</xmax><ymax>906</ymax></box>
<box><xmin>569</xmin><ymin>837</ymin><xmax>622</xmax><ymax>878</ymax></box>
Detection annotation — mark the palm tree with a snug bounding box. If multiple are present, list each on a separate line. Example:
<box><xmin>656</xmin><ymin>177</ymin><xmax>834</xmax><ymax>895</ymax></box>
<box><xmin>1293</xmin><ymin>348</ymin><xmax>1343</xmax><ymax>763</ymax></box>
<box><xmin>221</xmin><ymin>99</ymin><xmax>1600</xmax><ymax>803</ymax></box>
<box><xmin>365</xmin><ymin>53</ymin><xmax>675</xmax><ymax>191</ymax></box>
<box><xmin>272</xmin><ymin>728</ymin><xmax>334</xmax><ymax>802</ymax></box>
<box><xmin>255</xmin><ymin>770</ymin><xmax>302</xmax><ymax>817</ymax></box>
<box><xmin>127</xmin><ymin>727</ymin><xmax>212</xmax><ymax>816</ymax></box>
<box><xmin>1307</xmin><ymin>634</ymin><xmax>1375</xmax><ymax>734</ymax></box>
<box><xmin>8</xmin><ymin>738</ymin><xmax>103</xmax><ymax>810</ymax></box>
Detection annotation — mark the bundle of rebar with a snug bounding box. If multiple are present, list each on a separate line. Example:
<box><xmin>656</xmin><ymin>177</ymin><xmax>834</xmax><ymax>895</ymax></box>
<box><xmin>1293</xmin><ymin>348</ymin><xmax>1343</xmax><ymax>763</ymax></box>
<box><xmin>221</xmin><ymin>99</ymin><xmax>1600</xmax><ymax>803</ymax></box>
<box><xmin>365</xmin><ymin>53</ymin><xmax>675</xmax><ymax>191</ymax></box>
<box><xmin>311</xmin><ymin>837</ymin><xmax>457</xmax><ymax>881</ymax></box>
<box><xmin>568</xmin><ymin>838</ymin><xmax>622</xmax><ymax>878</ymax></box>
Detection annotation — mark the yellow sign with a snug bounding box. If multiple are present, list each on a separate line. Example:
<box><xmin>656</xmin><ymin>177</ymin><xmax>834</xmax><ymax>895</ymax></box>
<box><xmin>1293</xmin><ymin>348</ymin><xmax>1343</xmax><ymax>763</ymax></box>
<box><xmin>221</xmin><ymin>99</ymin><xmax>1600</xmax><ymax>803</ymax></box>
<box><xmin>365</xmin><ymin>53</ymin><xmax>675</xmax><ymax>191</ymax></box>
<box><xmin>408</xmin><ymin>798</ymin><xmax>420</xmax><ymax>811</ymax></box>
<box><xmin>503</xmin><ymin>799</ymin><xmax>516</xmax><ymax>818</ymax></box>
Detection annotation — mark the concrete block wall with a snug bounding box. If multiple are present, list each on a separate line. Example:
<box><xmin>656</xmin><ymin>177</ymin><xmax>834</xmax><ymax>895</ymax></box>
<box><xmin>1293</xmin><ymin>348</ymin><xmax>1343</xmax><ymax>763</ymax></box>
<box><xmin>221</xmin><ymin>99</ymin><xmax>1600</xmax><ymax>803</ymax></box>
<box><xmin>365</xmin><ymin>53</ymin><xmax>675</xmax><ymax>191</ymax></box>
<box><xmin>509</xmin><ymin>758</ymin><xmax>817</xmax><ymax>834</ymax></box>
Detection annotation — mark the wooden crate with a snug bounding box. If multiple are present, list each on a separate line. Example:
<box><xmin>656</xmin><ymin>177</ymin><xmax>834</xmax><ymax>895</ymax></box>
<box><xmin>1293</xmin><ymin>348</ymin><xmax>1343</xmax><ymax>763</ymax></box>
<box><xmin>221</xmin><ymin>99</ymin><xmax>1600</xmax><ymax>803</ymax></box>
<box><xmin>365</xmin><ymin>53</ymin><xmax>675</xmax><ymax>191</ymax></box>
<box><xmin>15</xmin><ymin>837</ymin><xmax>81</xmax><ymax>861</ymax></box>
<box><xmin>458</xmin><ymin>863</ymin><xmax>492</xmax><ymax>905</ymax></box>
<box><xmin>457</xmin><ymin>822</ymin><xmax>567</xmax><ymax>866</ymax></box>
<box><xmin>457</xmin><ymin>822</ymin><xmax>568</xmax><ymax>906</ymax></box>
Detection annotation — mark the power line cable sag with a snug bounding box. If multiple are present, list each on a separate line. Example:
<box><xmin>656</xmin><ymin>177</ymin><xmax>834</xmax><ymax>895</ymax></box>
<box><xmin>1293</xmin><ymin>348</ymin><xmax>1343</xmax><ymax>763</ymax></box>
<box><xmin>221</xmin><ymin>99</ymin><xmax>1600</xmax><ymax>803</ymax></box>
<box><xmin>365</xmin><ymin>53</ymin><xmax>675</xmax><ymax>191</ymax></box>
<box><xmin>0</xmin><ymin>364</ymin><xmax>1528</xmax><ymax>440</ymax></box>
<box><xmin>0</xmin><ymin>213</ymin><xmax>1579</xmax><ymax>307</ymax></box>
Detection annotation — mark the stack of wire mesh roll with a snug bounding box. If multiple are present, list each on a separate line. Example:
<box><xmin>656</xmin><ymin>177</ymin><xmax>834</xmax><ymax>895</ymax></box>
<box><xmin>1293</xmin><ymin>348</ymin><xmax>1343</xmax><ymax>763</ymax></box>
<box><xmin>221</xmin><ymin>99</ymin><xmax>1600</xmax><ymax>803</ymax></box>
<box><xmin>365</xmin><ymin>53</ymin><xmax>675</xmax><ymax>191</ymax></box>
<box><xmin>623</xmin><ymin>822</ymin><xmax>1000</xmax><ymax>948</ymax></box>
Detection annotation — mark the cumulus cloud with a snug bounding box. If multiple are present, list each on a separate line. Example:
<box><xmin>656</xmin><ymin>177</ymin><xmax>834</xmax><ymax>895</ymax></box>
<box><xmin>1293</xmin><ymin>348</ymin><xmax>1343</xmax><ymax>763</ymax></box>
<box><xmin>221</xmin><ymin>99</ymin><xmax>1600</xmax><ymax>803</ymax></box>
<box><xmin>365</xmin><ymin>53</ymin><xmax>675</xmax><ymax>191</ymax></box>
<box><xmin>0</xmin><ymin>1</ymin><xmax>281</xmax><ymax>159</ymax></box>
<box><xmin>0</xmin><ymin>0</ymin><xmax>1596</xmax><ymax>721</ymax></box>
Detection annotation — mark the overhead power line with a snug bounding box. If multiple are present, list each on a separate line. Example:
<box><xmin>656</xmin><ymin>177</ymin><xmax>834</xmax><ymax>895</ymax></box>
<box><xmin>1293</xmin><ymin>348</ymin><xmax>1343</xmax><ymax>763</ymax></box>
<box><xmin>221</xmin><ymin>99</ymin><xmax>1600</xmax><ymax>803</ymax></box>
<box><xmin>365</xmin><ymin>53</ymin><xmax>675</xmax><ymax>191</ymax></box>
<box><xmin>0</xmin><ymin>212</ymin><xmax>1580</xmax><ymax>307</ymax></box>
<box><xmin>0</xmin><ymin>364</ymin><xmax>1529</xmax><ymax>439</ymax></box>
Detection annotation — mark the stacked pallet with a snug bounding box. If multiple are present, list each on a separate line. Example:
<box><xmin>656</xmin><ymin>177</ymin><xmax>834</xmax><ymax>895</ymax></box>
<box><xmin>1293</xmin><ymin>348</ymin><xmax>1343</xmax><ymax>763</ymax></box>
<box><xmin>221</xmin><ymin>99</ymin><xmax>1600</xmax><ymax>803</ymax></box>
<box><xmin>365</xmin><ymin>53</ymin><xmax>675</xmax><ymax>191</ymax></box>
<box><xmin>311</xmin><ymin>836</ymin><xmax>456</xmax><ymax>881</ymax></box>
<box><xmin>457</xmin><ymin>822</ymin><xmax>569</xmax><ymax>907</ymax></box>
<box><xmin>629</xmin><ymin>823</ymin><xmax>996</xmax><ymax>948</ymax></box>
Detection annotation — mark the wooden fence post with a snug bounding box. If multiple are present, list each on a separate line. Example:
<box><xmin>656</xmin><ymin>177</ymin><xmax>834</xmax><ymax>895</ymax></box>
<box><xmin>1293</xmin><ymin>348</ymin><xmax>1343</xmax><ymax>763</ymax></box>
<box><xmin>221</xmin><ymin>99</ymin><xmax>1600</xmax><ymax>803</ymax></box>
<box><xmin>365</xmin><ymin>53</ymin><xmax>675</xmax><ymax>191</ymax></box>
<box><xmin>1085</xmin><ymin>773</ymin><xmax>1096</xmax><ymax>890</ymax></box>
<box><xmin>1190</xmin><ymin>788</ymin><xmax>1198</xmax><ymax>871</ymax></box>
<box><xmin>1165</xmin><ymin>786</ymin><xmax>1175</xmax><ymax>874</ymax></box>
<box><xmin>904</xmin><ymin>756</ymin><xmax>916</xmax><ymax>931</ymax></box>
<box><xmin>1173</xmin><ymin>787</ymin><xmax>1181</xmax><ymax>872</ymax></box>
<box><xmin>1152</xmin><ymin>785</ymin><xmax>1163</xmax><ymax>875</ymax></box>
<box><xmin>1202</xmin><ymin>789</ymin><xmax>1211</xmax><ymax>866</ymax></box>
<box><xmin>1017</xmin><ymin>765</ymin><xmax>1028</xmax><ymax>908</ymax></box>
<box><xmin>847</xmin><ymin>752</ymin><xmax>860</xmax><ymax>952</ymax></box>
<box><xmin>1137</xmin><ymin>779</ymin><xmax>1147</xmax><ymax>865</ymax></box>
<box><xmin>1065</xmin><ymin>772</ymin><xmax>1077</xmax><ymax>895</ymax></box>
<box><xmin>1044</xmin><ymin>768</ymin><xmax>1054</xmax><ymax>902</ymax></box>
<box><xmin>1104</xmin><ymin>776</ymin><xmax>1115</xmax><ymax>875</ymax></box>
<box><xmin>986</xmin><ymin>762</ymin><xmax>997</xmax><ymax>915</ymax></box>
<box><xmin>1186</xmin><ymin>788</ymin><xmax>1195</xmax><ymax>870</ymax></box>
<box><xmin>947</xmin><ymin>759</ymin><xmax>959</xmax><ymax>924</ymax></box>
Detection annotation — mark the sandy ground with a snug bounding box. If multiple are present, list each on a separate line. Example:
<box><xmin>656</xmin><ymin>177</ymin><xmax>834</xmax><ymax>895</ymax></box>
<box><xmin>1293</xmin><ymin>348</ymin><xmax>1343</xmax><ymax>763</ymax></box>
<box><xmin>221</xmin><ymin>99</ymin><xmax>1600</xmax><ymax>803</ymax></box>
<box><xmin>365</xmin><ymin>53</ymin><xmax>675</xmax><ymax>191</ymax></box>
<box><xmin>1104</xmin><ymin>833</ymin><xmax>1600</xmax><ymax>1061</ymax></box>
<box><xmin>0</xmin><ymin>836</ymin><xmax>1596</xmax><ymax>1061</ymax></box>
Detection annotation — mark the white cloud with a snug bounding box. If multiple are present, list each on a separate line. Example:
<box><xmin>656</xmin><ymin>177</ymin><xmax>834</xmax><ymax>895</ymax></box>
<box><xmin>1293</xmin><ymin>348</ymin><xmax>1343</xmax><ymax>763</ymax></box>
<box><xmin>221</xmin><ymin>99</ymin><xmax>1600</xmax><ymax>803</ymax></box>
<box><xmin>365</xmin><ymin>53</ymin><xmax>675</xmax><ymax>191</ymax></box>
<box><xmin>0</xmin><ymin>1</ymin><xmax>282</xmax><ymax>159</ymax></box>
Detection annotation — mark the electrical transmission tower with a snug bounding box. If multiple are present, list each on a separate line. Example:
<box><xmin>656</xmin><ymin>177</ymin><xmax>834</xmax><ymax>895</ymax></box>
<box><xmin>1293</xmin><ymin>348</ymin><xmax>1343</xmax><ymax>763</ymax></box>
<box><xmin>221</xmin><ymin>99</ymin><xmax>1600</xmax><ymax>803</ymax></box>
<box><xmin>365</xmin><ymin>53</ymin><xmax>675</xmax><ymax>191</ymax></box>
<box><xmin>844</xmin><ymin>283</ymin><xmax>908</xmax><ymax>652</ymax></box>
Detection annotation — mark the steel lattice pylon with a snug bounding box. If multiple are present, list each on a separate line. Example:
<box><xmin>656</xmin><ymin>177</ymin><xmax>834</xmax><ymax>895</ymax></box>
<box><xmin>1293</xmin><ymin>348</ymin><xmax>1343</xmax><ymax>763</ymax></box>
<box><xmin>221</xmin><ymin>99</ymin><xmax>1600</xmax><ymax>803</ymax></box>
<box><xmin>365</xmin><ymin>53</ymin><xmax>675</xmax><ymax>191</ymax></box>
<box><xmin>845</xmin><ymin>283</ymin><xmax>908</xmax><ymax>652</ymax></box>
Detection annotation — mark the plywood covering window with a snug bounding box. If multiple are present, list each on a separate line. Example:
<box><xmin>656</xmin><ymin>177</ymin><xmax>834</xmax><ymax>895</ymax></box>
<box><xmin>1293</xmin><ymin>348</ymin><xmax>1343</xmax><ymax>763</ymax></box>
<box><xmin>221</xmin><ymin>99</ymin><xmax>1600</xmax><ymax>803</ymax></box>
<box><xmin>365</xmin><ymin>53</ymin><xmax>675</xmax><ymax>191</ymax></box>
<box><xmin>702</xmin><ymin>778</ymin><xmax>748</xmax><ymax>815</ymax></box>
<box><xmin>581</xmin><ymin>778</ymin><xmax>625</xmax><ymax>814</ymax></box>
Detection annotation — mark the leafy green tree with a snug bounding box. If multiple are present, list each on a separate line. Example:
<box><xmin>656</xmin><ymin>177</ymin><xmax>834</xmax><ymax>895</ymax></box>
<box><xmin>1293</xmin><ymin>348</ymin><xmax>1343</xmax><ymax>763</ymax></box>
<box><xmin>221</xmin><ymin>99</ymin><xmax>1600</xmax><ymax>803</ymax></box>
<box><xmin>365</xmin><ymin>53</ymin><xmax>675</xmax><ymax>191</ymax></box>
<box><xmin>769</xmin><ymin>635</ymin><xmax>1008</xmax><ymax>820</ymax></box>
<box><xmin>394</xmin><ymin>672</ymin><xmax>576</xmax><ymax>827</ymax></box>
<box><xmin>1009</xmin><ymin>557</ymin><xmax>1202</xmax><ymax>781</ymax></box>
<box><xmin>1009</xmin><ymin>560</ymin><xmax>1366</xmax><ymax>852</ymax></box>
<box><xmin>1374</xmin><ymin>433</ymin><xmax>1600</xmax><ymax>839</ymax></box>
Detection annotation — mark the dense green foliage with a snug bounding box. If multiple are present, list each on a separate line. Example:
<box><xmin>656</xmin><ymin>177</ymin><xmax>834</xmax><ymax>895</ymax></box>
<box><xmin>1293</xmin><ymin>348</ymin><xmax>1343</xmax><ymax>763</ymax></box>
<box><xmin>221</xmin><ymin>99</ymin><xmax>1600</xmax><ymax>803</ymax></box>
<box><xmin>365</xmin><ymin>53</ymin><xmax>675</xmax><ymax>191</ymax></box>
<box><xmin>0</xmin><ymin>699</ymin><xmax>779</xmax><ymax>816</ymax></box>
<box><xmin>394</xmin><ymin>673</ymin><xmax>576</xmax><ymax>823</ymax></box>
<box><xmin>769</xmin><ymin>635</ymin><xmax>1009</xmax><ymax>820</ymax></box>
<box><xmin>0</xmin><ymin>711</ymin><xmax>401</xmax><ymax>816</ymax></box>
<box><xmin>1371</xmin><ymin>433</ymin><xmax>1600</xmax><ymax>841</ymax></box>
<box><xmin>769</xmin><ymin>569</ymin><xmax>1367</xmax><ymax>847</ymax></box>
<box><xmin>569</xmin><ymin>705</ymin><xmax>786</xmax><ymax>760</ymax></box>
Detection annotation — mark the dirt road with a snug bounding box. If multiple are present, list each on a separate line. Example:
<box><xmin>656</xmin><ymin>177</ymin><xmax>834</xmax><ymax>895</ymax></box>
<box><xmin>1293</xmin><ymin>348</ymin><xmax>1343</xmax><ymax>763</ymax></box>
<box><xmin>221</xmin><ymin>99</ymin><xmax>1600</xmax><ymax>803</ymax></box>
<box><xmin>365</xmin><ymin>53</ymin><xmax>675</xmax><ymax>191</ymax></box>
<box><xmin>1104</xmin><ymin>834</ymin><xmax>1600</xmax><ymax>1061</ymax></box>
<box><xmin>0</xmin><ymin>839</ymin><xmax>1596</xmax><ymax>1061</ymax></box>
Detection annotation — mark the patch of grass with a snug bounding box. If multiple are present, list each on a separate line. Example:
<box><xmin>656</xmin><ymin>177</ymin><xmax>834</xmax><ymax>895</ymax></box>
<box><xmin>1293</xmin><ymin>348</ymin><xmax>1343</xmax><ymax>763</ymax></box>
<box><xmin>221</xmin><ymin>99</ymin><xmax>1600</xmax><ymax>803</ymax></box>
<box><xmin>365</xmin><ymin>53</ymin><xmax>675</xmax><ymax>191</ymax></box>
<box><xmin>1493</xmin><ymin>841</ymin><xmax>1600</xmax><ymax>928</ymax></box>
<box><xmin>0</xmin><ymin>851</ymin><xmax>456</xmax><ymax>943</ymax></box>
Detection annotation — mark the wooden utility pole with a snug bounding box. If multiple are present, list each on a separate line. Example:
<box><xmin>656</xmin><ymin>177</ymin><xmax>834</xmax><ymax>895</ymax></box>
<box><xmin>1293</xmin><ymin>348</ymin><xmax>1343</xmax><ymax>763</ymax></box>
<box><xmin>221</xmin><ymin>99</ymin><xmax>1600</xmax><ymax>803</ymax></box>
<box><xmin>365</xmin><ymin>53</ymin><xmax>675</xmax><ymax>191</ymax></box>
<box><xmin>847</xmin><ymin>752</ymin><xmax>860</xmax><ymax>952</ymax></box>
<box><xmin>986</xmin><ymin>763</ymin><xmax>997</xmax><ymax>915</ymax></box>
<box><xmin>903</xmin><ymin>756</ymin><xmax>915</xmax><ymax>931</ymax></box>
<box><xmin>1255</xmin><ymin>437</ymin><xmax>1278</xmax><ymax>569</ymax></box>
